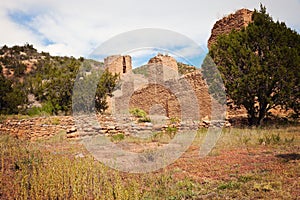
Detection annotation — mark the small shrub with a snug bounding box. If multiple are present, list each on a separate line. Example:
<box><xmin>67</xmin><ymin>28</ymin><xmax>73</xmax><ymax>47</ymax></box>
<box><xmin>27</xmin><ymin>106</ymin><xmax>41</xmax><ymax>116</ymax></box>
<box><xmin>238</xmin><ymin>175</ymin><xmax>254</xmax><ymax>183</ymax></box>
<box><xmin>273</xmin><ymin>133</ymin><xmax>281</xmax><ymax>143</ymax></box>
<box><xmin>138</xmin><ymin>117</ymin><xmax>151</xmax><ymax>123</ymax></box>
<box><xmin>218</xmin><ymin>181</ymin><xmax>240</xmax><ymax>190</ymax></box>
<box><xmin>111</xmin><ymin>133</ymin><xmax>125</xmax><ymax>142</ymax></box>
<box><xmin>284</xmin><ymin>136</ymin><xmax>295</xmax><ymax>144</ymax></box>
<box><xmin>0</xmin><ymin>115</ymin><xmax>8</xmax><ymax>123</ymax></box>
<box><xmin>258</xmin><ymin>132</ymin><xmax>294</xmax><ymax>145</ymax></box>
<box><xmin>169</xmin><ymin>117</ymin><xmax>180</xmax><ymax>124</ymax></box>
<box><xmin>242</xmin><ymin>136</ymin><xmax>251</xmax><ymax>145</ymax></box>
<box><xmin>165</xmin><ymin>126</ymin><xmax>178</xmax><ymax>138</ymax></box>
<box><xmin>130</xmin><ymin>108</ymin><xmax>147</xmax><ymax>118</ymax></box>
<box><xmin>151</xmin><ymin>132</ymin><xmax>164</xmax><ymax>142</ymax></box>
<box><xmin>27</xmin><ymin>102</ymin><xmax>54</xmax><ymax>116</ymax></box>
<box><xmin>253</xmin><ymin>182</ymin><xmax>281</xmax><ymax>192</ymax></box>
<box><xmin>130</xmin><ymin>108</ymin><xmax>151</xmax><ymax>123</ymax></box>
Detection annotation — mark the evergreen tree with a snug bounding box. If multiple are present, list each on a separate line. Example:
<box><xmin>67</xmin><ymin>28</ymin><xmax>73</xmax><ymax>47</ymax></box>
<box><xmin>95</xmin><ymin>69</ymin><xmax>119</xmax><ymax>113</ymax></box>
<box><xmin>0</xmin><ymin>66</ymin><xmax>27</xmax><ymax>114</ymax></box>
<box><xmin>210</xmin><ymin>5</ymin><xmax>300</xmax><ymax>125</ymax></box>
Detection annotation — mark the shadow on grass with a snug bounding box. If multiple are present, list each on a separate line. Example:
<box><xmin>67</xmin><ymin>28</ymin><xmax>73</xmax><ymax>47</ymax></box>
<box><xmin>229</xmin><ymin>116</ymin><xmax>300</xmax><ymax>128</ymax></box>
<box><xmin>275</xmin><ymin>153</ymin><xmax>300</xmax><ymax>161</ymax></box>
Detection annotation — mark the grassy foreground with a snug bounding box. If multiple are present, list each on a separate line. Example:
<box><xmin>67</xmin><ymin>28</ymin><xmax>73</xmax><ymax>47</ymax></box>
<box><xmin>0</xmin><ymin>126</ymin><xmax>299</xmax><ymax>199</ymax></box>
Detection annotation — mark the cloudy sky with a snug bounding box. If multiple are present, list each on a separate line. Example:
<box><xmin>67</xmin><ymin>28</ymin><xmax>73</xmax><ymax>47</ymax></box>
<box><xmin>0</xmin><ymin>0</ymin><xmax>299</xmax><ymax>66</ymax></box>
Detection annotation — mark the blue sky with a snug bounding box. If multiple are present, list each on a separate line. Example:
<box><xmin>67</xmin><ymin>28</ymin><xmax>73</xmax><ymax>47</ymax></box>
<box><xmin>0</xmin><ymin>0</ymin><xmax>299</xmax><ymax>67</ymax></box>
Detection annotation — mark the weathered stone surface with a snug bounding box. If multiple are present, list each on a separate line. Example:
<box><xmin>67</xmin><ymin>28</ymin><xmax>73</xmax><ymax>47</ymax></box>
<box><xmin>148</xmin><ymin>53</ymin><xmax>178</xmax><ymax>72</ymax></box>
<box><xmin>104</xmin><ymin>55</ymin><xmax>132</xmax><ymax>75</ymax></box>
<box><xmin>0</xmin><ymin>116</ymin><xmax>75</xmax><ymax>140</ymax></box>
<box><xmin>208</xmin><ymin>8</ymin><xmax>253</xmax><ymax>49</ymax></box>
<box><xmin>66</xmin><ymin>126</ymin><xmax>77</xmax><ymax>134</ymax></box>
<box><xmin>129</xmin><ymin>83</ymin><xmax>182</xmax><ymax>119</ymax></box>
<box><xmin>129</xmin><ymin>69</ymin><xmax>213</xmax><ymax>121</ymax></box>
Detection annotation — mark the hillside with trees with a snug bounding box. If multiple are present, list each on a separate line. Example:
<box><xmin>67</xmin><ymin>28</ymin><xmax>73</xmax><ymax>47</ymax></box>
<box><xmin>0</xmin><ymin>45</ymin><xmax>118</xmax><ymax>115</ymax></box>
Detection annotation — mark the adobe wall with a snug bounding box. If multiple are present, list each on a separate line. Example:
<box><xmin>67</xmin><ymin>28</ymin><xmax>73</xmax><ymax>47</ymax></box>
<box><xmin>184</xmin><ymin>71</ymin><xmax>212</xmax><ymax>119</ymax></box>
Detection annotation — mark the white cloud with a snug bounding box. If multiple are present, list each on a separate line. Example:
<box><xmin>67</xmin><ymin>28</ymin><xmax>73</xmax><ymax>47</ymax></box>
<box><xmin>0</xmin><ymin>0</ymin><xmax>299</xmax><ymax>58</ymax></box>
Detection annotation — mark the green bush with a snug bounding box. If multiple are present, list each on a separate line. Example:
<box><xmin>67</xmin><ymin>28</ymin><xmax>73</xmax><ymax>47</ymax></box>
<box><xmin>218</xmin><ymin>181</ymin><xmax>241</xmax><ymax>190</ymax></box>
<box><xmin>27</xmin><ymin>106</ymin><xmax>42</xmax><ymax>116</ymax></box>
<box><xmin>130</xmin><ymin>108</ymin><xmax>151</xmax><ymax>123</ymax></box>
<box><xmin>165</xmin><ymin>126</ymin><xmax>178</xmax><ymax>138</ymax></box>
<box><xmin>27</xmin><ymin>102</ymin><xmax>54</xmax><ymax>116</ymax></box>
<box><xmin>130</xmin><ymin>108</ymin><xmax>147</xmax><ymax>118</ymax></box>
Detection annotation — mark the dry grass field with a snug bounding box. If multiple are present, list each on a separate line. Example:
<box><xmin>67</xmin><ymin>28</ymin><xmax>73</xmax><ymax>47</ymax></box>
<box><xmin>0</xmin><ymin>124</ymin><xmax>299</xmax><ymax>199</ymax></box>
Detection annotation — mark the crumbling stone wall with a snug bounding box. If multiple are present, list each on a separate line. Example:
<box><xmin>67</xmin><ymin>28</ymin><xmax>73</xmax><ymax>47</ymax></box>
<box><xmin>105</xmin><ymin>54</ymin><xmax>213</xmax><ymax>120</ymax></box>
<box><xmin>129</xmin><ymin>72</ymin><xmax>212</xmax><ymax>120</ymax></box>
<box><xmin>208</xmin><ymin>8</ymin><xmax>253</xmax><ymax>49</ymax></box>
<box><xmin>128</xmin><ymin>54</ymin><xmax>212</xmax><ymax>120</ymax></box>
<box><xmin>129</xmin><ymin>83</ymin><xmax>181</xmax><ymax>118</ymax></box>
<box><xmin>104</xmin><ymin>55</ymin><xmax>132</xmax><ymax>75</ymax></box>
<box><xmin>184</xmin><ymin>71</ymin><xmax>212</xmax><ymax>119</ymax></box>
<box><xmin>148</xmin><ymin>53</ymin><xmax>178</xmax><ymax>72</ymax></box>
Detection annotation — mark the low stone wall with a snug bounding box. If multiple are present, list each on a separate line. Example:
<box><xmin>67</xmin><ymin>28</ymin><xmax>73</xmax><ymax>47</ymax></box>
<box><xmin>0</xmin><ymin>115</ymin><xmax>231</xmax><ymax>140</ymax></box>
<box><xmin>0</xmin><ymin>116</ymin><xmax>75</xmax><ymax>140</ymax></box>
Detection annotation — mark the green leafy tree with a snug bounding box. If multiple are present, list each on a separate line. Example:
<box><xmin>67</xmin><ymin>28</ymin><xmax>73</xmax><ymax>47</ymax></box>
<box><xmin>210</xmin><ymin>5</ymin><xmax>300</xmax><ymax>125</ymax></box>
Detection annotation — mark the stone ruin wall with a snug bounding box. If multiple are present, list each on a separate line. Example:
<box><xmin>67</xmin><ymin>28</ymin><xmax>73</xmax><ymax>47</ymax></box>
<box><xmin>127</xmin><ymin>9</ymin><xmax>254</xmax><ymax>121</ymax></box>
<box><xmin>105</xmin><ymin>53</ymin><xmax>247</xmax><ymax>121</ymax></box>
<box><xmin>105</xmin><ymin>54</ymin><xmax>213</xmax><ymax>120</ymax></box>
<box><xmin>128</xmin><ymin>70</ymin><xmax>212</xmax><ymax>120</ymax></box>
<box><xmin>148</xmin><ymin>53</ymin><xmax>178</xmax><ymax>72</ymax></box>
<box><xmin>104</xmin><ymin>55</ymin><xmax>132</xmax><ymax>75</ymax></box>
<box><xmin>208</xmin><ymin>8</ymin><xmax>253</xmax><ymax>49</ymax></box>
<box><xmin>183</xmin><ymin>71</ymin><xmax>212</xmax><ymax>119</ymax></box>
<box><xmin>104</xmin><ymin>55</ymin><xmax>132</xmax><ymax>113</ymax></box>
<box><xmin>129</xmin><ymin>83</ymin><xmax>182</xmax><ymax>119</ymax></box>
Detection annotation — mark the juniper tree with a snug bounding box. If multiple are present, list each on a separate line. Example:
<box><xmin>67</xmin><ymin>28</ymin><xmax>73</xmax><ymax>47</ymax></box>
<box><xmin>209</xmin><ymin>5</ymin><xmax>300</xmax><ymax>125</ymax></box>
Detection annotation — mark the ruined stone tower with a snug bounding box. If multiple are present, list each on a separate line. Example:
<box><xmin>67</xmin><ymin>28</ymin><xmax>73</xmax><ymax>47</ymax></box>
<box><xmin>148</xmin><ymin>53</ymin><xmax>178</xmax><ymax>72</ymax></box>
<box><xmin>104</xmin><ymin>55</ymin><xmax>132</xmax><ymax>75</ymax></box>
<box><xmin>147</xmin><ymin>53</ymin><xmax>179</xmax><ymax>80</ymax></box>
<box><xmin>208</xmin><ymin>8</ymin><xmax>253</xmax><ymax>49</ymax></box>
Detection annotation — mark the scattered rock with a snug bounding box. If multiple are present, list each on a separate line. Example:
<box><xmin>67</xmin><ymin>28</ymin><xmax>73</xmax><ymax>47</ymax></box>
<box><xmin>66</xmin><ymin>126</ymin><xmax>77</xmax><ymax>134</ymax></box>
<box><xmin>75</xmin><ymin>153</ymin><xmax>85</xmax><ymax>158</ymax></box>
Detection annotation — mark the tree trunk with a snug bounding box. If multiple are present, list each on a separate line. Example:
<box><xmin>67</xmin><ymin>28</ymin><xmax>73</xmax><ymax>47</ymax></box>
<box><xmin>257</xmin><ymin>101</ymin><xmax>268</xmax><ymax>126</ymax></box>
